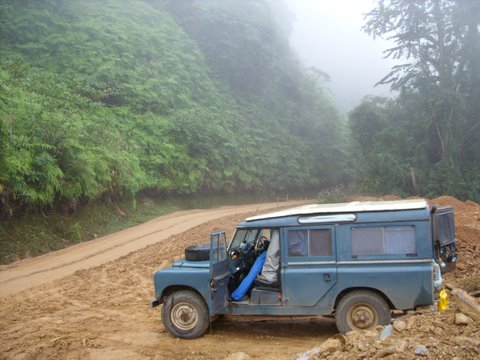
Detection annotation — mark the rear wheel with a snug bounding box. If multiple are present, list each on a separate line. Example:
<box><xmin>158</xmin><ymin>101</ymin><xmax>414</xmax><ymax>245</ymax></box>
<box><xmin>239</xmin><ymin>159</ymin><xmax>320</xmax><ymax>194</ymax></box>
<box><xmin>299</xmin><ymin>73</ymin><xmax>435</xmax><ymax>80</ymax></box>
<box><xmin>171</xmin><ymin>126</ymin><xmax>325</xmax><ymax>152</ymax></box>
<box><xmin>335</xmin><ymin>290</ymin><xmax>391</xmax><ymax>333</ymax></box>
<box><xmin>162</xmin><ymin>290</ymin><xmax>209</xmax><ymax>339</ymax></box>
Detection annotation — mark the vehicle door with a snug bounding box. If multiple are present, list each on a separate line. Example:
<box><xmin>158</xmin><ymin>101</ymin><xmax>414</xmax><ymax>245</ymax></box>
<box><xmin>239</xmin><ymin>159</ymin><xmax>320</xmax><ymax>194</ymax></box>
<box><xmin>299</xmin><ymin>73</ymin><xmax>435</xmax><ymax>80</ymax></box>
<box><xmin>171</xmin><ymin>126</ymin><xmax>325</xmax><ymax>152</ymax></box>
<box><xmin>432</xmin><ymin>207</ymin><xmax>457</xmax><ymax>273</ymax></box>
<box><xmin>282</xmin><ymin>226</ymin><xmax>337</xmax><ymax>306</ymax></box>
<box><xmin>210</xmin><ymin>231</ymin><xmax>229</xmax><ymax>314</ymax></box>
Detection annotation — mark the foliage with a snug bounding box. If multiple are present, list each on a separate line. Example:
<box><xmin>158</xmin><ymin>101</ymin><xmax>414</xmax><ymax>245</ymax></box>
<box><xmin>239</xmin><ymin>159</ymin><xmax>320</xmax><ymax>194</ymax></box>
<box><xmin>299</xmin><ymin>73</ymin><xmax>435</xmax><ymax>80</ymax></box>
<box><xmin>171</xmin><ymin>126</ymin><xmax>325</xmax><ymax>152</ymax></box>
<box><xmin>0</xmin><ymin>0</ymin><xmax>348</xmax><ymax>219</ymax></box>
<box><xmin>349</xmin><ymin>97</ymin><xmax>412</xmax><ymax>196</ymax></box>
<box><xmin>352</xmin><ymin>0</ymin><xmax>480</xmax><ymax>200</ymax></box>
<box><xmin>162</xmin><ymin>0</ymin><xmax>350</xmax><ymax>189</ymax></box>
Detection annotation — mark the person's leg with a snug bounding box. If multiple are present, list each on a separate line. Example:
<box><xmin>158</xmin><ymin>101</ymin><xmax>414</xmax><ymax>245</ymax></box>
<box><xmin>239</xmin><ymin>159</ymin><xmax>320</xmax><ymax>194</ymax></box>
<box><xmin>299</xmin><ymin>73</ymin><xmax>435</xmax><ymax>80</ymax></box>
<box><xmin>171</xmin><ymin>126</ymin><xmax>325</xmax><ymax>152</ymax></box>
<box><xmin>231</xmin><ymin>251</ymin><xmax>267</xmax><ymax>301</ymax></box>
<box><xmin>258</xmin><ymin>229</ymin><xmax>280</xmax><ymax>283</ymax></box>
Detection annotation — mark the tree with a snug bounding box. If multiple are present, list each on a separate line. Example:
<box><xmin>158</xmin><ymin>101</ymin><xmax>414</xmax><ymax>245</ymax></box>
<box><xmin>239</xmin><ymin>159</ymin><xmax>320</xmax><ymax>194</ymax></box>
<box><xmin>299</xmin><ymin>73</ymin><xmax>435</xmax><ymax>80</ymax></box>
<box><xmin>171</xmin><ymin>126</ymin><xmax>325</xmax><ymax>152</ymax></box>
<box><xmin>360</xmin><ymin>0</ymin><xmax>480</xmax><ymax>200</ymax></box>
<box><xmin>349</xmin><ymin>97</ymin><xmax>412</xmax><ymax>195</ymax></box>
<box><xmin>0</xmin><ymin>0</ymin><xmax>350</xmax><ymax>220</ymax></box>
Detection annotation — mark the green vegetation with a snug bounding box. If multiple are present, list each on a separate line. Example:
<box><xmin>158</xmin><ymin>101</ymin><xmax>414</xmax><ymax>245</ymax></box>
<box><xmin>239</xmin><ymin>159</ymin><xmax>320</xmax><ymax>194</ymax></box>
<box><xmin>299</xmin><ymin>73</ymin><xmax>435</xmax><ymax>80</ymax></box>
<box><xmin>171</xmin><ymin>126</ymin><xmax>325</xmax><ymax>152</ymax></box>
<box><xmin>0</xmin><ymin>0</ymin><xmax>479</xmax><ymax>263</ymax></box>
<box><xmin>351</xmin><ymin>0</ymin><xmax>480</xmax><ymax>200</ymax></box>
<box><xmin>0</xmin><ymin>0</ymin><xmax>347</xmax><ymax>223</ymax></box>
<box><xmin>0</xmin><ymin>0</ymin><xmax>347</xmax><ymax>262</ymax></box>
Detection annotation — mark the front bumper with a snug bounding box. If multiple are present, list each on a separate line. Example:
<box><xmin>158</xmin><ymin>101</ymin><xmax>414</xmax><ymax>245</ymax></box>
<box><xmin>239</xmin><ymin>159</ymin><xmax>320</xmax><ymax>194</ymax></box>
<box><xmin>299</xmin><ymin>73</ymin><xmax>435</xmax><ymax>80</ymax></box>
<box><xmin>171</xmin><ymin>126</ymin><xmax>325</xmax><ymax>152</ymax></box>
<box><xmin>150</xmin><ymin>299</ymin><xmax>161</xmax><ymax>308</ymax></box>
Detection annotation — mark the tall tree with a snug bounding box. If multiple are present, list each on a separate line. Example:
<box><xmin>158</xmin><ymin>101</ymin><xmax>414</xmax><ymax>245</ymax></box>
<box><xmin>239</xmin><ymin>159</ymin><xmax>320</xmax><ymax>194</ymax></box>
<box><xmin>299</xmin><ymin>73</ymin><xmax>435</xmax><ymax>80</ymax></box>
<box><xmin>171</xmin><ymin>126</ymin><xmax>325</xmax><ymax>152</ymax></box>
<box><xmin>358</xmin><ymin>0</ymin><xmax>480</xmax><ymax>199</ymax></box>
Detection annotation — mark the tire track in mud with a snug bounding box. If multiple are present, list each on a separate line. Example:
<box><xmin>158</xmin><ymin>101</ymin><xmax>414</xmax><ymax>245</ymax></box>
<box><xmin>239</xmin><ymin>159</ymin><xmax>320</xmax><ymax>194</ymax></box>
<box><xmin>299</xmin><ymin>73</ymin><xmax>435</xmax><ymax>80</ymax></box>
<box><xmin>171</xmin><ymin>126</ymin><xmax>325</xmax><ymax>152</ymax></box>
<box><xmin>0</xmin><ymin>201</ymin><xmax>304</xmax><ymax>297</ymax></box>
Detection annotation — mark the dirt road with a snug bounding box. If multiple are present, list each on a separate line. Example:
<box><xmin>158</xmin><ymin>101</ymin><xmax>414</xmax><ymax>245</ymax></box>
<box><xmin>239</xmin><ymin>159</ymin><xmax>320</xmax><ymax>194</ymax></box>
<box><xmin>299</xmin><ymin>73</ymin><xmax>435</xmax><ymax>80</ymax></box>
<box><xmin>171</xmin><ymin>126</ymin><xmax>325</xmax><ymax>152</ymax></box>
<box><xmin>1</xmin><ymin>197</ymin><xmax>479</xmax><ymax>359</ymax></box>
<box><xmin>0</xmin><ymin>201</ymin><xmax>337</xmax><ymax>359</ymax></box>
<box><xmin>0</xmin><ymin>201</ymin><xmax>302</xmax><ymax>297</ymax></box>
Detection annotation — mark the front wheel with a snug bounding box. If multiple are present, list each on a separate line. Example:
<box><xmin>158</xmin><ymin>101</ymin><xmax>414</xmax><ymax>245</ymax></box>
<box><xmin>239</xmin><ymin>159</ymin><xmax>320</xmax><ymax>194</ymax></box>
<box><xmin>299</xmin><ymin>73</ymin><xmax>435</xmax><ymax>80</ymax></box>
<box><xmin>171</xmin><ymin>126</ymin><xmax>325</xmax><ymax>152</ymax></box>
<box><xmin>162</xmin><ymin>290</ymin><xmax>209</xmax><ymax>339</ymax></box>
<box><xmin>335</xmin><ymin>290</ymin><xmax>391</xmax><ymax>333</ymax></box>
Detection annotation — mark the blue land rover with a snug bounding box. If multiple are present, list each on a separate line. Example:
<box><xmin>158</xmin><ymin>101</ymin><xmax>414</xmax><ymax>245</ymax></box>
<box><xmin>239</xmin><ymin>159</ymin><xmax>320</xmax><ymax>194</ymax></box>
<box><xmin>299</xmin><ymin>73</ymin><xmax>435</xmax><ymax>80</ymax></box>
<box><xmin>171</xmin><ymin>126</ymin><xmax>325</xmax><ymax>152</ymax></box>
<box><xmin>151</xmin><ymin>199</ymin><xmax>457</xmax><ymax>338</ymax></box>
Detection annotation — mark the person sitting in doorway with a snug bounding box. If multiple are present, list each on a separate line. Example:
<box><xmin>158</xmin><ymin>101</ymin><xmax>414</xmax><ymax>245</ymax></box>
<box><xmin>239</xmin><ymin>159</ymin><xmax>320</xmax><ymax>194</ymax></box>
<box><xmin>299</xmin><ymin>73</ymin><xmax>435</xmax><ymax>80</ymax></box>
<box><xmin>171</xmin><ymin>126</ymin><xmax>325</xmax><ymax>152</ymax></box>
<box><xmin>230</xmin><ymin>245</ymin><xmax>267</xmax><ymax>301</ymax></box>
<box><xmin>255</xmin><ymin>229</ymin><xmax>280</xmax><ymax>287</ymax></box>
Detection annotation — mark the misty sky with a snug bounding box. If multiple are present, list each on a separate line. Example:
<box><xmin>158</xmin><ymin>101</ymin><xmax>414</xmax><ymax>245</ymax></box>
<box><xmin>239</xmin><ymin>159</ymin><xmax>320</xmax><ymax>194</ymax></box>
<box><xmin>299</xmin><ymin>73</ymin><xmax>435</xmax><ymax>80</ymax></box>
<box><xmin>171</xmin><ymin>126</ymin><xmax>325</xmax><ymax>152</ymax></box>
<box><xmin>285</xmin><ymin>0</ymin><xmax>398</xmax><ymax>111</ymax></box>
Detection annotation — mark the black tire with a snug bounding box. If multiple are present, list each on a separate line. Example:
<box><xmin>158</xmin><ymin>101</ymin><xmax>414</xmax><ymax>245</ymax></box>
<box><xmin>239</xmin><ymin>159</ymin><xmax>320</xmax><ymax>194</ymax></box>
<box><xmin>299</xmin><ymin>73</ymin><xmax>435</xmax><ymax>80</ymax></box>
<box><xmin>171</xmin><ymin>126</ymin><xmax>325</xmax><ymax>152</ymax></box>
<box><xmin>162</xmin><ymin>290</ymin><xmax>210</xmax><ymax>339</ymax></box>
<box><xmin>335</xmin><ymin>290</ymin><xmax>391</xmax><ymax>333</ymax></box>
<box><xmin>185</xmin><ymin>243</ymin><xmax>210</xmax><ymax>261</ymax></box>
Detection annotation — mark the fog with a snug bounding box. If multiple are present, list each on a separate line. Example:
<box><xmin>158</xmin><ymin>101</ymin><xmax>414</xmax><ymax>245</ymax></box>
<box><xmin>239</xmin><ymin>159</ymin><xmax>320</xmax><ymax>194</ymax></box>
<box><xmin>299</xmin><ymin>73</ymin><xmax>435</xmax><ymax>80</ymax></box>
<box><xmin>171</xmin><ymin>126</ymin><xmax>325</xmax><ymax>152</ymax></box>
<box><xmin>285</xmin><ymin>0</ymin><xmax>398</xmax><ymax>111</ymax></box>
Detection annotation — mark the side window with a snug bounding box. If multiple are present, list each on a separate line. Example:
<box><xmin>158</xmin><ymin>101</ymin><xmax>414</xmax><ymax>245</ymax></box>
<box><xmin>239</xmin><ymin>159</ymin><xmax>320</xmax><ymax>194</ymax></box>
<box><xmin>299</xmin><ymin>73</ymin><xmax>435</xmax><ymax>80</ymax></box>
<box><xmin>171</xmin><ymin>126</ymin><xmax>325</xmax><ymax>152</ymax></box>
<box><xmin>288</xmin><ymin>229</ymin><xmax>332</xmax><ymax>257</ymax></box>
<box><xmin>310</xmin><ymin>229</ymin><xmax>333</xmax><ymax>256</ymax></box>
<box><xmin>288</xmin><ymin>230</ymin><xmax>308</xmax><ymax>256</ymax></box>
<box><xmin>351</xmin><ymin>226</ymin><xmax>416</xmax><ymax>257</ymax></box>
<box><xmin>351</xmin><ymin>227</ymin><xmax>383</xmax><ymax>255</ymax></box>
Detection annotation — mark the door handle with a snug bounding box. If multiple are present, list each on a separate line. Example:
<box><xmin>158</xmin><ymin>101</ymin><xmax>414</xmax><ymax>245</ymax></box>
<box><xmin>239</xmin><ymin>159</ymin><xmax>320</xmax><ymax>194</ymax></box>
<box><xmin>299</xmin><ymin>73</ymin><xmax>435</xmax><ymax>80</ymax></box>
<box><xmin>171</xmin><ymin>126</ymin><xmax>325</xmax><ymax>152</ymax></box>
<box><xmin>323</xmin><ymin>273</ymin><xmax>331</xmax><ymax>282</ymax></box>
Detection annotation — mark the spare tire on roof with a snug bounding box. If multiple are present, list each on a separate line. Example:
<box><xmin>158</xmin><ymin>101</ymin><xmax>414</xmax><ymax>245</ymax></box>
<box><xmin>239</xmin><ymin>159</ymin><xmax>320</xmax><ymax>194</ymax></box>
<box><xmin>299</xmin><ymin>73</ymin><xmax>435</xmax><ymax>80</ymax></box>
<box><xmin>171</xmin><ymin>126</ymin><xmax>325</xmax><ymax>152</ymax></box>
<box><xmin>185</xmin><ymin>243</ymin><xmax>210</xmax><ymax>261</ymax></box>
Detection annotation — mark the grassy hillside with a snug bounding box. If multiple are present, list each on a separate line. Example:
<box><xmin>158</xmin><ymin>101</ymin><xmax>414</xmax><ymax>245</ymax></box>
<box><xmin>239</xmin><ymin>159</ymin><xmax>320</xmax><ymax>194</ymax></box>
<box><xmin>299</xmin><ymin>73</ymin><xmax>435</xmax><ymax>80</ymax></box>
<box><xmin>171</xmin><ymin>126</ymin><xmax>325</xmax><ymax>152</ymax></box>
<box><xmin>0</xmin><ymin>0</ymin><xmax>350</xmax><ymax>262</ymax></box>
<box><xmin>0</xmin><ymin>0</ymin><xmax>348</xmax><ymax>221</ymax></box>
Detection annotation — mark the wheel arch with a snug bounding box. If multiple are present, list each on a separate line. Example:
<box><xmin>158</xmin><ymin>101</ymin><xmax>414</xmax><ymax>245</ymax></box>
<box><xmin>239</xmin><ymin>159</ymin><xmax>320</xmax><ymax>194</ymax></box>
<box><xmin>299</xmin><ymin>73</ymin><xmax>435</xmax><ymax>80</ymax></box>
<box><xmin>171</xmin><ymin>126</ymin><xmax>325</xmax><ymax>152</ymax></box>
<box><xmin>160</xmin><ymin>285</ymin><xmax>208</xmax><ymax>307</ymax></box>
<box><xmin>333</xmin><ymin>287</ymin><xmax>394</xmax><ymax>311</ymax></box>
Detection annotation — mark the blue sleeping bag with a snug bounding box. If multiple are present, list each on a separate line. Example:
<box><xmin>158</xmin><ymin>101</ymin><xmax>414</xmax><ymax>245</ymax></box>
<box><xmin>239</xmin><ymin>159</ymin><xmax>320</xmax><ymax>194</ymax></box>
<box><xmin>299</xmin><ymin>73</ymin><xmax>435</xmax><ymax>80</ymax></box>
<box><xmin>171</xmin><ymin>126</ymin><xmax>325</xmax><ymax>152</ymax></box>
<box><xmin>231</xmin><ymin>251</ymin><xmax>267</xmax><ymax>301</ymax></box>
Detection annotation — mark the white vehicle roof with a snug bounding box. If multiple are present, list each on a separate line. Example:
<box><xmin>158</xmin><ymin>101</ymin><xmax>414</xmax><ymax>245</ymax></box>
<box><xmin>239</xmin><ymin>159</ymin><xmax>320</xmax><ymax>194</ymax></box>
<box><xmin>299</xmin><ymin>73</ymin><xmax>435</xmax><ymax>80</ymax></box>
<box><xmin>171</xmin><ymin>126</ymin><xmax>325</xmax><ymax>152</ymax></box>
<box><xmin>246</xmin><ymin>199</ymin><xmax>428</xmax><ymax>221</ymax></box>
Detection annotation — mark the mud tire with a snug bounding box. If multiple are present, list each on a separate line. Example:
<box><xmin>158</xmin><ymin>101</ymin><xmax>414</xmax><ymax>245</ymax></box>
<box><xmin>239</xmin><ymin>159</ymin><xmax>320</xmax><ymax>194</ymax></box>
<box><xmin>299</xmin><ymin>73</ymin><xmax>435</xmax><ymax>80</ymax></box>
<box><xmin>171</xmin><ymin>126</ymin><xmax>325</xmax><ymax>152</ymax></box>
<box><xmin>335</xmin><ymin>290</ymin><xmax>391</xmax><ymax>333</ymax></box>
<box><xmin>162</xmin><ymin>290</ymin><xmax>209</xmax><ymax>339</ymax></box>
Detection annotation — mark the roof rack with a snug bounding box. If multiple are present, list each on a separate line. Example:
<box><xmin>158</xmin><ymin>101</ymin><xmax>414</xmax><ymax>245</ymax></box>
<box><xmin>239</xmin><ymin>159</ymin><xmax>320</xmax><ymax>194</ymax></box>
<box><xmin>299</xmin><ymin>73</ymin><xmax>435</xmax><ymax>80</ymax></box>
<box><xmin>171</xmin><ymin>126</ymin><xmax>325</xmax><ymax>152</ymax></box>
<box><xmin>246</xmin><ymin>199</ymin><xmax>428</xmax><ymax>222</ymax></box>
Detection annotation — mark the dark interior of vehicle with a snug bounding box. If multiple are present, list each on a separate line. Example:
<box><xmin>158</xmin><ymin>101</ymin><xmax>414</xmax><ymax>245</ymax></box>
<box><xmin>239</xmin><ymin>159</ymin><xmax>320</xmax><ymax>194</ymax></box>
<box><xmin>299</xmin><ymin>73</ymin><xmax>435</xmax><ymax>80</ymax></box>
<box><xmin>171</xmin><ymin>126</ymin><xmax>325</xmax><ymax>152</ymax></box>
<box><xmin>227</xmin><ymin>229</ymin><xmax>282</xmax><ymax>304</ymax></box>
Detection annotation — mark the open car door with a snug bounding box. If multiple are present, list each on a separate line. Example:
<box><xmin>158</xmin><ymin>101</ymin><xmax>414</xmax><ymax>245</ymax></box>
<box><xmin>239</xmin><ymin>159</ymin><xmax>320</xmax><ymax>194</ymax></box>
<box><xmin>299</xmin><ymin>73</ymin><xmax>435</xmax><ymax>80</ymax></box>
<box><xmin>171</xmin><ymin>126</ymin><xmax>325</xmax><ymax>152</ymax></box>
<box><xmin>432</xmin><ymin>206</ymin><xmax>457</xmax><ymax>273</ymax></box>
<box><xmin>210</xmin><ymin>231</ymin><xmax>229</xmax><ymax>314</ymax></box>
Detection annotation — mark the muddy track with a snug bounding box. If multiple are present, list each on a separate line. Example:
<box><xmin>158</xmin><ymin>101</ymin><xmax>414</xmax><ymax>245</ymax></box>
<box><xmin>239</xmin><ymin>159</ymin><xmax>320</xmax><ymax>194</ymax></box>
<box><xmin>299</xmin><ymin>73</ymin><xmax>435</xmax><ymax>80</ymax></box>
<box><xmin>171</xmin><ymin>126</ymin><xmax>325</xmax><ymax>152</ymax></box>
<box><xmin>2</xmin><ymin>197</ymin><xmax>477</xmax><ymax>359</ymax></box>
<box><xmin>0</xmin><ymin>200</ymin><xmax>341</xmax><ymax>360</ymax></box>
<box><xmin>0</xmin><ymin>201</ymin><xmax>304</xmax><ymax>297</ymax></box>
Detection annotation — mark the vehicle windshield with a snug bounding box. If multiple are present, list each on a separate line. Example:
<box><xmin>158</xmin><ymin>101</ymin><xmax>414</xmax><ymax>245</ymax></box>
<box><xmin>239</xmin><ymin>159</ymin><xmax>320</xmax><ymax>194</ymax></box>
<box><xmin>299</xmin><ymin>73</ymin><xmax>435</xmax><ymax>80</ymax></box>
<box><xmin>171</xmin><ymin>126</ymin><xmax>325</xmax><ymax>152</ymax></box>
<box><xmin>229</xmin><ymin>228</ymin><xmax>259</xmax><ymax>250</ymax></box>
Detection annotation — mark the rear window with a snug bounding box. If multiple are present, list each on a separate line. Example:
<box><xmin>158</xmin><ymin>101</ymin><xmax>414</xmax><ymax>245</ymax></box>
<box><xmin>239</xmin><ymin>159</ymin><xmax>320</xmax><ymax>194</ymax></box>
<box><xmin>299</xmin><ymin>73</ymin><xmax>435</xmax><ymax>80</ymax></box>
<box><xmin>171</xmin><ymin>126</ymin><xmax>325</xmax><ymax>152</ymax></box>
<box><xmin>351</xmin><ymin>226</ymin><xmax>416</xmax><ymax>257</ymax></box>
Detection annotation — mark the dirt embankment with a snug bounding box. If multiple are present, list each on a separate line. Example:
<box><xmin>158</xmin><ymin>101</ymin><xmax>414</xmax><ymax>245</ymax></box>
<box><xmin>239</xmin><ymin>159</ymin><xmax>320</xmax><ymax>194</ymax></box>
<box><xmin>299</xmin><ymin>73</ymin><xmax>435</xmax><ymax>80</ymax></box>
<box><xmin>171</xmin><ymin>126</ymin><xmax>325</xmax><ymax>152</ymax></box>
<box><xmin>0</xmin><ymin>197</ymin><xmax>479</xmax><ymax>359</ymax></box>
